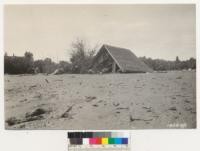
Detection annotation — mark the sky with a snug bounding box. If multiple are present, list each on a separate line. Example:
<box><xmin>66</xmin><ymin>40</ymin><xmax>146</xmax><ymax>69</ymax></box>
<box><xmin>4</xmin><ymin>4</ymin><xmax>196</xmax><ymax>62</ymax></box>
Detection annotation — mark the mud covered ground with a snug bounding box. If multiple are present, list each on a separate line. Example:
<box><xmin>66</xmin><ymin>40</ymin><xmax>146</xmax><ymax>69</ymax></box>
<box><xmin>4</xmin><ymin>71</ymin><xmax>196</xmax><ymax>129</ymax></box>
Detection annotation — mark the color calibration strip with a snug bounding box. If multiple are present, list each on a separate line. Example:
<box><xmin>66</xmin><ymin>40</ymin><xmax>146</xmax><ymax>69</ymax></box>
<box><xmin>68</xmin><ymin>132</ymin><xmax>129</xmax><ymax>145</ymax></box>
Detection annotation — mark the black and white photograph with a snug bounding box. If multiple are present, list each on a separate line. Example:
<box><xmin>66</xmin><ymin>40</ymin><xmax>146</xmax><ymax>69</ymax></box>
<box><xmin>4</xmin><ymin>4</ymin><xmax>196</xmax><ymax>129</ymax></box>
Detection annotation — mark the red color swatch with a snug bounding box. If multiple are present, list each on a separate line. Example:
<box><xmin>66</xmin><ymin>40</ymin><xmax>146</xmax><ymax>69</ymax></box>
<box><xmin>89</xmin><ymin>138</ymin><xmax>102</xmax><ymax>144</ymax></box>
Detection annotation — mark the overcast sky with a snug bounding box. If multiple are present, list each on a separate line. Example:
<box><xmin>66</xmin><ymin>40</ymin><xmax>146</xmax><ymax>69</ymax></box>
<box><xmin>4</xmin><ymin>4</ymin><xmax>196</xmax><ymax>62</ymax></box>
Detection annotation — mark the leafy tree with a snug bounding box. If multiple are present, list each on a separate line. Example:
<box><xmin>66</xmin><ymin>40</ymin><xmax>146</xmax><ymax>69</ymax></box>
<box><xmin>188</xmin><ymin>57</ymin><xmax>196</xmax><ymax>69</ymax></box>
<box><xmin>69</xmin><ymin>39</ymin><xmax>97</xmax><ymax>73</ymax></box>
<box><xmin>4</xmin><ymin>52</ymin><xmax>34</xmax><ymax>74</ymax></box>
<box><xmin>139</xmin><ymin>56</ymin><xmax>196</xmax><ymax>71</ymax></box>
<box><xmin>176</xmin><ymin>56</ymin><xmax>180</xmax><ymax>62</ymax></box>
<box><xmin>43</xmin><ymin>58</ymin><xmax>57</xmax><ymax>74</ymax></box>
<box><xmin>34</xmin><ymin>59</ymin><xmax>45</xmax><ymax>73</ymax></box>
<box><xmin>24</xmin><ymin>51</ymin><xmax>34</xmax><ymax>73</ymax></box>
<box><xmin>24</xmin><ymin>52</ymin><xmax>33</xmax><ymax>61</ymax></box>
<box><xmin>58</xmin><ymin>61</ymin><xmax>71</xmax><ymax>73</ymax></box>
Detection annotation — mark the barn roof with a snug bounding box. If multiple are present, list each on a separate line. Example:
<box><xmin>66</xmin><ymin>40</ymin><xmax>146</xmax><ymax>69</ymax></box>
<box><xmin>95</xmin><ymin>44</ymin><xmax>153</xmax><ymax>73</ymax></box>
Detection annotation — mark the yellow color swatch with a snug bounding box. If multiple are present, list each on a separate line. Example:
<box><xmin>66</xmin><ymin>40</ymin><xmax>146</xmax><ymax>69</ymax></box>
<box><xmin>102</xmin><ymin>138</ymin><xmax>108</xmax><ymax>145</ymax></box>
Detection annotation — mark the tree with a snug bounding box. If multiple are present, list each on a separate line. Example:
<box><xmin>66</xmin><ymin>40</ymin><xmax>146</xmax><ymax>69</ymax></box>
<box><xmin>176</xmin><ymin>56</ymin><xmax>180</xmax><ymax>62</ymax></box>
<box><xmin>188</xmin><ymin>57</ymin><xmax>196</xmax><ymax>69</ymax></box>
<box><xmin>24</xmin><ymin>51</ymin><xmax>33</xmax><ymax>61</ymax></box>
<box><xmin>24</xmin><ymin>51</ymin><xmax>34</xmax><ymax>73</ymax></box>
<box><xmin>43</xmin><ymin>58</ymin><xmax>57</xmax><ymax>74</ymax></box>
<box><xmin>58</xmin><ymin>61</ymin><xmax>71</xmax><ymax>73</ymax></box>
<box><xmin>175</xmin><ymin>56</ymin><xmax>181</xmax><ymax>70</ymax></box>
<box><xmin>34</xmin><ymin>60</ymin><xmax>45</xmax><ymax>73</ymax></box>
<box><xmin>69</xmin><ymin>39</ymin><xmax>97</xmax><ymax>73</ymax></box>
<box><xmin>139</xmin><ymin>56</ymin><xmax>196</xmax><ymax>71</ymax></box>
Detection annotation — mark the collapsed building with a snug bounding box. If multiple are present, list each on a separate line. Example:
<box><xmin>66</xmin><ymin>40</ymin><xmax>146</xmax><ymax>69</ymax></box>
<box><xmin>91</xmin><ymin>44</ymin><xmax>153</xmax><ymax>73</ymax></box>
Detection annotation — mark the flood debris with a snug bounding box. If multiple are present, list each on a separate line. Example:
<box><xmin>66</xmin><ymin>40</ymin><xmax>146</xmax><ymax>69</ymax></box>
<box><xmin>142</xmin><ymin>106</ymin><xmax>152</xmax><ymax>112</ymax></box>
<box><xmin>92</xmin><ymin>104</ymin><xmax>98</xmax><ymax>107</ymax></box>
<box><xmin>20</xmin><ymin>98</ymin><xmax>28</xmax><ymax>102</ymax></box>
<box><xmin>171</xmin><ymin>96</ymin><xmax>176</xmax><ymax>99</ymax></box>
<box><xmin>52</xmin><ymin>68</ymin><xmax>64</xmax><ymax>75</ymax></box>
<box><xmin>184</xmin><ymin>99</ymin><xmax>191</xmax><ymax>103</ymax></box>
<box><xmin>45</xmin><ymin>79</ymin><xmax>49</xmax><ymax>83</ymax></box>
<box><xmin>6</xmin><ymin>117</ymin><xmax>21</xmax><ymax>126</ymax></box>
<box><xmin>174</xmin><ymin>116</ymin><xmax>179</xmax><ymax>119</ymax></box>
<box><xmin>97</xmin><ymin>100</ymin><xmax>103</xmax><ymax>103</ymax></box>
<box><xmin>85</xmin><ymin>96</ymin><xmax>96</xmax><ymax>102</ymax></box>
<box><xmin>129</xmin><ymin>115</ymin><xmax>153</xmax><ymax>122</ymax></box>
<box><xmin>116</xmin><ymin>107</ymin><xmax>129</xmax><ymax>110</ymax></box>
<box><xmin>25</xmin><ymin>115</ymin><xmax>44</xmax><ymax>122</ymax></box>
<box><xmin>185</xmin><ymin>107</ymin><xmax>193</xmax><ymax>111</ymax></box>
<box><xmin>25</xmin><ymin>108</ymin><xmax>47</xmax><ymax>118</ymax></box>
<box><xmin>61</xmin><ymin>105</ymin><xmax>74</xmax><ymax>118</ymax></box>
<box><xmin>142</xmin><ymin>106</ymin><xmax>152</xmax><ymax>110</ymax></box>
<box><xmin>113</xmin><ymin>102</ymin><xmax>120</xmax><ymax>107</ymax></box>
<box><xmin>168</xmin><ymin>107</ymin><xmax>177</xmax><ymax>111</ymax></box>
<box><xmin>33</xmin><ymin>93</ymin><xmax>42</xmax><ymax>98</ymax></box>
<box><xmin>176</xmin><ymin>76</ymin><xmax>182</xmax><ymax>79</ymax></box>
<box><xmin>6</xmin><ymin>108</ymin><xmax>48</xmax><ymax>126</ymax></box>
<box><xmin>29</xmin><ymin>85</ymin><xmax>37</xmax><ymax>90</ymax></box>
<box><xmin>7</xmin><ymin>88</ymin><xmax>14</xmax><ymax>92</ymax></box>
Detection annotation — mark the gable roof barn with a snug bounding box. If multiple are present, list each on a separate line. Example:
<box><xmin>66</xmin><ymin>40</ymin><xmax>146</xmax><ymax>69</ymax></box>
<box><xmin>92</xmin><ymin>44</ymin><xmax>153</xmax><ymax>73</ymax></box>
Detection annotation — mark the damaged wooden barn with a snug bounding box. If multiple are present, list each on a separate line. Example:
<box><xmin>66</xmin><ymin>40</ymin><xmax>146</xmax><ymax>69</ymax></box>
<box><xmin>91</xmin><ymin>44</ymin><xmax>153</xmax><ymax>73</ymax></box>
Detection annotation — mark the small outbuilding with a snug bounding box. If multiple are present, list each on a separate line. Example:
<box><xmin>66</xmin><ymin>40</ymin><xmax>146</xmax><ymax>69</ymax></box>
<box><xmin>91</xmin><ymin>44</ymin><xmax>153</xmax><ymax>73</ymax></box>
